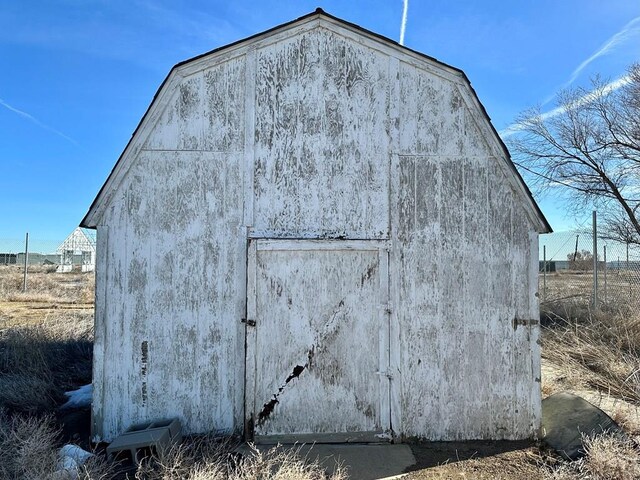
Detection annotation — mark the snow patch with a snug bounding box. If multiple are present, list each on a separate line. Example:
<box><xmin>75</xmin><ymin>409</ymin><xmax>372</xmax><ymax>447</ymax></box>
<box><xmin>60</xmin><ymin>384</ymin><xmax>92</xmax><ymax>409</ymax></box>
<box><xmin>55</xmin><ymin>444</ymin><xmax>93</xmax><ymax>479</ymax></box>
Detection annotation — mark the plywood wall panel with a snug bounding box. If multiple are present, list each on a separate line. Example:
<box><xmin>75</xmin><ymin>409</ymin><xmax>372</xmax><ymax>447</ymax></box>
<box><xmin>253</xmin><ymin>29</ymin><xmax>390</xmax><ymax>238</ymax></box>
<box><xmin>95</xmin><ymin>151</ymin><xmax>244</xmax><ymax>441</ymax></box>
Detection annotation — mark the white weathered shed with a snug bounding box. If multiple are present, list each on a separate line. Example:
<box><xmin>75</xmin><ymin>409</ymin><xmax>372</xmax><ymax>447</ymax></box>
<box><xmin>81</xmin><ymin>9</ymin><xmax>551</xmax><ymax>443</ymax></box>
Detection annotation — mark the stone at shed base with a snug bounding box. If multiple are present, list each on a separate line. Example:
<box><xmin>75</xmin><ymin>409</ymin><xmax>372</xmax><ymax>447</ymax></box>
<box><xmin>541</xmin><ymin>392</ymin><xmax>625</xmax><ymax>460</ymax></box>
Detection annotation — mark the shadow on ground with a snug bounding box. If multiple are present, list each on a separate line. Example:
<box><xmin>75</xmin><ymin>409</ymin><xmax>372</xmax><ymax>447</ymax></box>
<box><xmin>406</xmin><ymin>439</ymin><xmax>535</xmax><ymax>471</ymax></box>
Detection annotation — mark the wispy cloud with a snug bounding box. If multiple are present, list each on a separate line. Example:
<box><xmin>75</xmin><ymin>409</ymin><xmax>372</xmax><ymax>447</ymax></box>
<box><xmin>541</xmin><ymin>15</ymin><xmax>640</xmax><ymax>105</ymax></box>
<box><xmin>399</xmin><ymin>0</ymin><xmax>409</xmax><ymax>45</ymax></box>
<box><xmin>504</xmin><ymin>13</ymin><xmax>640</xmax><ymax>136</ymax></box>
<box><xmin>0</xmin><ymin>98</ymin><xmax>78</xmax><ymax>145</ymax></box>
<box><xmin>499</xmin><ymin>74</ymin><xmax>632</xmax><ymax>138</ymax></box>
<box><xmin>566</xmin><ymin>16</ymin><xmax>640</xmax><ymax>87</ymax></box>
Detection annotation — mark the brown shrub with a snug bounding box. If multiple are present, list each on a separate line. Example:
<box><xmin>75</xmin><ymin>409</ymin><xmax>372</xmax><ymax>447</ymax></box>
<box><xmin>541</xmin><ymin>434</ymin><xmax>640</xmax><ymax>480</ymax></box>
<box><xmin>542</xmin><ymin>464</ymin><xmax>581</xmax><ymax>480</ymax></box>
<box><xmin>0</xmin><ymin>413</ymin><xmax>118</xmax><ymax>480</ymax></box>
<box><xmin>0</xmin><ymin>422</ymin><xmax>347</xmax><ymax>480</ymax></box>
<box><xmin>0</xmin><ymin>413</ymin><xmax>60</xmax><ymax>479</ymax></box>
<box><xmin>0</xmin><ymin>374</ymin><xmax>56</xmax><ymax>414</ymax></box>
<box><xmin>135</xmin><ymin>438</ymin><xmax>347</xmax><ymax>480</ymax></box>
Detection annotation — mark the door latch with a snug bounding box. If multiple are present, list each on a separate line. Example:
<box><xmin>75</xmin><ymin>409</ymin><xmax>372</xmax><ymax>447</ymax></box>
<box><xmin>242</xmin><ymin>318</ymin><xmax>256</xmax><ymax>327</ymax></box>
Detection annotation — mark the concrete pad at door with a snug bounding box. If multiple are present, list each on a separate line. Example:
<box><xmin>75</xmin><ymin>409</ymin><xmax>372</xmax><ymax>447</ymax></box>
<box><xmin>541</xmin><ymin>392</ymin><xmax>625</xmax><ymax>460</ymax></box>
<box><xmin>237</xmin><ymin>443</ymin><xmax>416</xmax><ymax>480</ymax></box>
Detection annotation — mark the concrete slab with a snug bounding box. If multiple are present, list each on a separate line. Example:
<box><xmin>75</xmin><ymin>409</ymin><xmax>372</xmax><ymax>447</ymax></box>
<box><xmin>236</xmin><ymin>443</ymin><xmax>416</xmax><ymax>479</ymax></box>
<box><xmin>541</xmin><ymin>391</ymin><xmax>625</xmax><ymax>460</ymax></box>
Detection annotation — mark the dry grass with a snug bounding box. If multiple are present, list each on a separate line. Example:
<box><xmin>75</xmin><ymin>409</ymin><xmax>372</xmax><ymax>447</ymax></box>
<box><xmin>0</xmin><ymin>310</ymin><xmax>93</xmax><ymax>414</ymax></box>
<box><xmin>0</xmin><ymin>417</ymin><xmax>346</xmax><ymax>480</ymax></box>
<box><xmin>540</xmin><ymin>300</ymin><xmax>640</xmax><ymax>479</ymax></box>
<box><xmin>0</xmin><ymin>413</ymin><xmax>60</xmax><ymax>479</ymax></box>
<box><xmin>0</xmin><ymin>267</ymin><xmax>95</xmax><ymax>416</ymax></box>
<box><xmin>583</xmin><ymin>434</ymin><xmax>640</xmax><ymax>479</ymax></box>
<box><xmin>541</xmin><ymin>302</ymin><xmax>640</xmax><ymax>403</ymax></box>
<box><xmin>136</xmin><ymin>439</ymin><xmax>347</xmax><ymax>480</ymax></box>
<box><xmin>540</xmin><ymin>270</ymin><xmax>640</xmax><ymax>307</ymax></box>
<box><xmin>542</xmin><ymin>434</ymin><xmax>640</xmax><ymax>480</ymax></box>
<box><xmin>0</xmin><ymin>265</ymin><xmax>94</xmax><ymax>304</ymax></box>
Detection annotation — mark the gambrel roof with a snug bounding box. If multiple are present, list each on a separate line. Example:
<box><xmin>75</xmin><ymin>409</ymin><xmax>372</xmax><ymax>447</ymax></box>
<box><xmin>81</xmin><ymin>8</ymin><xmax>551</xmax><ymax>233</ymax></box>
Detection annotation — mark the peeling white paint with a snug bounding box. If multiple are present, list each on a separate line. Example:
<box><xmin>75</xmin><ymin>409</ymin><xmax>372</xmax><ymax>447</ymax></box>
<box><xmin>247</xmin><ymin>240</ymin><xmax>389</xmax><ymax>441</ymax></box>
<box><xmin>87</xmin><ymin>13</ymin><xmax>545</xmax><ymax>443</ymax></box>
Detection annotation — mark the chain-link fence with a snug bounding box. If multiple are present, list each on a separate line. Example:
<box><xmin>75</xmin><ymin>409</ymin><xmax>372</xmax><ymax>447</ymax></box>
<box><xmin>539</xmin><ymin>214</ymin><xmax>640</xmax><ymax>308</ymax></box>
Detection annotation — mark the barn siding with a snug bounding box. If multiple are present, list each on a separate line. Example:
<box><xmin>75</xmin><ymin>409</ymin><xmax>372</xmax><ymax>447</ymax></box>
<box><xmin>253</xmin><ymin>29</ymin><xmax>390</xmax><ymax>238</ymax></box>
<box><xmin>92</xmin><ymin>18</ymin><xmax>542</xmax><ymax>442</ymax></box>
<box><xmin>144</xmin><ymin>56</ymin><xmax>246</xmax><ymax>152</ymax></box>
<box><xmin>393</xmin><ymin>154</ymin><xmax>539</xmax><ymax>440</ymax></box>
<box><xmin>393</xmin><ymin>61</ymin><xmax>539</xmax><ymax>440</ymax></box>
<box><xmin>96</xmin><ymin>149</ymin><xmax>245</xmax><ymax>441</ymax></box>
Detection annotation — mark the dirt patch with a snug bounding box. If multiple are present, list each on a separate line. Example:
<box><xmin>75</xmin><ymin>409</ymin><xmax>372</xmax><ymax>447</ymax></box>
<box><xmin>0</xmin><ymin>301</ymin><xmax>93</xmax><ymax>327</ymax></box>
<box><xmin>405</xmin><ymin>440</ymin><xmax>543</xmax><ymax>479</ymax></box>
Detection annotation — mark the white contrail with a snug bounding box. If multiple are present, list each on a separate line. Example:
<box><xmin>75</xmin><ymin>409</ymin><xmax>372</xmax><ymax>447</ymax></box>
<box><xmin>399</xmin><ymin>0</ymin><xmax>409</xmax><ymax>45</ymax></box>
<box><xmin>499</xmin><ymin>74</ymin><xmax>632</xmax><ymax>138</ymax></box>
<box><xmin>539</xmin><ymin>15</ymin><xmax>640</xmax><ymax>105</ymax></box>
<box><xmin>566</xmin><ymin>16</ymin><xmax>640</xmax><ymax>87</ymax></box>
<box><xmin>0</xmin><ymin>97</ymin><xmax>78</xmax><ymax>145</ymax></box>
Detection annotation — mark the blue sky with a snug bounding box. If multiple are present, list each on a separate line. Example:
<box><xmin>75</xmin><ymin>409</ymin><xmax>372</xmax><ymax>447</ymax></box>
<box><xmin>1</xmin><ymin>0</ymin><xmax>638</xmax><ymax>250</ymax></box>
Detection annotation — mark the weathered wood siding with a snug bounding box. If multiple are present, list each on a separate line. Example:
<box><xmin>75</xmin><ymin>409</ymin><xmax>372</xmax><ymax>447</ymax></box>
<box><xmin>247</xmin><ymin>241</ymin><xmax>389</xmax><ymax>440</ymax></box>
<box><xmin>392</xmin><ymin>62</ymin><xmax>540</xmax><ymax>439</ymax></box>
<box><xmin>94</xmin><ymin>51</ymin><xmax>247</xmax><ymax>440</ymax></box>
<box><xmin>91</xmin><ymin>16</ymin><xmax>542</xmax><ymax>442</ymax></box>
<box><xmin>253</xmin><ymin>29</ymin><xmax>390</xmax><ymax>238</ymax></box>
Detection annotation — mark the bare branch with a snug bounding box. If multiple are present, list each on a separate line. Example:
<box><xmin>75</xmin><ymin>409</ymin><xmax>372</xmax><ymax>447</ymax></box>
<box><xmin>508</xmin><ymin>63</ymin><xmax>640</xmax><ymax>239</ymax></box>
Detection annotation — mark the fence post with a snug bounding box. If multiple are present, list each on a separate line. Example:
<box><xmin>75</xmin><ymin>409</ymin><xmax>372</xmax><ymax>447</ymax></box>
<box><xmin>543</xmin><ymin>245</ymin><xmax>547</xmax><ymax>305</ymax></box>
<box><xmin>628</xmin><ymin>241</ymin><xmax>631</xmax><ymax>300</ymax></box>
<box><xmin>23</xmin><ymin>232</ymin><xmax>29</xmax><ymax>292</ymax></box>
<box><xmin>592</xmin><ymin>211</ymin><xmax>598</xmax><ymax>308</ymax></box>
<box><xmin>603</xmin><ymin>245</ymin><xmax>607</xmax><ymax>305</ymax></box>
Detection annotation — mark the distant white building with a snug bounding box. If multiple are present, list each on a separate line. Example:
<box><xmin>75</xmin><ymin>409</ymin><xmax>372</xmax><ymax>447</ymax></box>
<box><xmin>56</xmin><ymin>227</ymin><xmax>96</xmax><ymax>272</ymax></box>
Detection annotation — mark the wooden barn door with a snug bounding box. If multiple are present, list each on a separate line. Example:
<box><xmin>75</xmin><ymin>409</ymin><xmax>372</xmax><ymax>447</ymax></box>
<box><xmin>245</xmin><ymin>239</ymin><xmax>391</xmax><ymax>443</ymax></box>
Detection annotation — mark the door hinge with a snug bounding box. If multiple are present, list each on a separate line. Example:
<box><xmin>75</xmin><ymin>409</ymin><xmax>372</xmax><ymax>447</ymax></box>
<box><xmin>242</xmin><ymin>318</ymin><xmax>256</xmax><ymax>327</ymax></box>
<box><xmin>513</xmin><ymin>317</ymin><xmax>539</xmax><ymax>329</ymax></box>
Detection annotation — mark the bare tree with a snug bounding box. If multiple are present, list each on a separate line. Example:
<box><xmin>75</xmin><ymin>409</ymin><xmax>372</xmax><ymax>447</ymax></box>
<box><xmin>567</xmin><ymin>249</ymin><xmax>592</xmax><ymax>271</ymax></box>
<box><xmin>509</xmin><ymin>63</ymin><xmax>640</xmax><ymax>243</ymax></box>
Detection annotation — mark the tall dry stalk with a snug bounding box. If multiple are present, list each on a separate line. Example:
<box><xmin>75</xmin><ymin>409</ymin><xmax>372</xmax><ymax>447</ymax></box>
<box><xmin>542</xmin><ymin>303</ymin><xmax>640</xmax><ymax>403</ymax></box>
<box><xmin>135</xmin><ymin>437</ymin><xmax>347</xmax><ymax>480</ymax></box>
